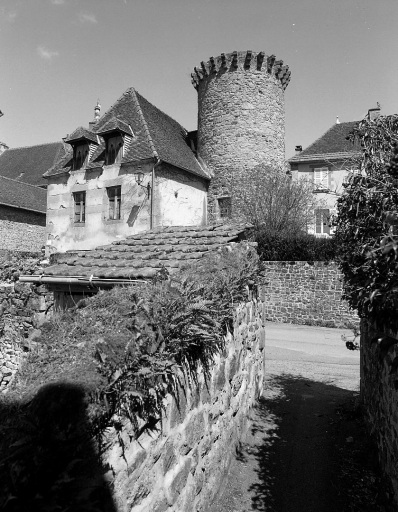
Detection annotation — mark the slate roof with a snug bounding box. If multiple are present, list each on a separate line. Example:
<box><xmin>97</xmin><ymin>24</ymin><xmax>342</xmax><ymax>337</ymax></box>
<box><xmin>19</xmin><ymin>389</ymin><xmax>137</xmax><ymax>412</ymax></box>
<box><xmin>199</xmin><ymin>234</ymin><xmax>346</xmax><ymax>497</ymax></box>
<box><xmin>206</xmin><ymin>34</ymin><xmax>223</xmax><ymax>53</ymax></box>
<box><xmin>0</xmin><ymin>142</ymin><xmax>67</xmax><ymax>187</ymax></box>
<box><xmin>289</xmin><ymin>122</ymin><xmax>361</xmax><ymax>163</ymax></box>
<box><xmin>64</xmin><ymin>127</ymin><xmax>99</xmax><ymax>145</ymax></box>
<box><xmin>42</xmin><ymin>223</ymin><xmax>252</xmax><ymax>281</ymax></box>
<box><xmin>0</xmin><ymin>176</ymin><xmax>47</xmax><ymax>213</ymax></box>
<box><xmin>45</xmin><ymin>88</ymin><xmax>209</xmax><ymax>180</ymax></box>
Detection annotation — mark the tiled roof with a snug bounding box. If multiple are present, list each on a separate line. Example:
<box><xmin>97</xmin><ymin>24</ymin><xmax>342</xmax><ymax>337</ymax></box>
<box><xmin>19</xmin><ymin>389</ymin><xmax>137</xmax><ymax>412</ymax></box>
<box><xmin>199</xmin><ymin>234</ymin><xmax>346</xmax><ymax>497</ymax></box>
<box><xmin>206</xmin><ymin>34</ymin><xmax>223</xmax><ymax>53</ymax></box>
<box><xmin>64</xmin><ymin>127</ymin><xmax>99</xmax><ymax>145</ymax></box>
<box><xmin>42</xmin><ymin>223</ymin><xmax>252</xmax><ymax>280</ymax></box>
<box><xmin>96</xmin><ymin>117</ymin><xmax>133</xmax><ymax>137</ymax></box>
<box><xmin>0</xmin><ymin>176</ymin><xmax>47</xmax><ymax>213</ymax></box>
<box><xmin>289</xmin><ymin>122</ymin><xmax>361</xmax><ymax>163</ymax></box>
<box><xmin>45</xmin><ymin>88</ymin><xmax>209</xmax><ymax>180</ymax></box>
<box><xmin>0</xmin><ymin>142</ymin><xmax>67</xmax><ymax>187</ymax></box>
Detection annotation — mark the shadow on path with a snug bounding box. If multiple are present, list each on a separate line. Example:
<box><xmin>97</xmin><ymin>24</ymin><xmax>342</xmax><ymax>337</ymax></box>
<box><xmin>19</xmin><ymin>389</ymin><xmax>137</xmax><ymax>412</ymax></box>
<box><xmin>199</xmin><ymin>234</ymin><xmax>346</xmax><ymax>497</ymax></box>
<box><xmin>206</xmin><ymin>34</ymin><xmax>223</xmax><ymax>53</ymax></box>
<box><xmin>207</xmin><ymin>373</ymin><xmax>389</xmax><ymax>512</ymax></box>
<box><xmin>249</xmin><ymin>375</ymin><xmax>354</xmax><ymax>512</ymax></box>
<box><xmin>0</xmin><ymin>383</ymin><xmax>116</xmax><ymax>512</ymax></box>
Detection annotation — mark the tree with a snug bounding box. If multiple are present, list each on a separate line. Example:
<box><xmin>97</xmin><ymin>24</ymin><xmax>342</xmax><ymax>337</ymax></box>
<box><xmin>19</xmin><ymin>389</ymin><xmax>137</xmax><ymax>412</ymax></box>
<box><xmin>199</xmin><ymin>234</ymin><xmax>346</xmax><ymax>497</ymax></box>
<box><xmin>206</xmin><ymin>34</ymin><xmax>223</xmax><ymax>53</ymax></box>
<box><xmin>237</xmin><ymin>164</ymin><xmax>322</xmax><ymax>235</ymax></box>
<box><xmin>334</xmin><ymin>114</ymin><xmax>398</xmax><ymax>331</ymax></box>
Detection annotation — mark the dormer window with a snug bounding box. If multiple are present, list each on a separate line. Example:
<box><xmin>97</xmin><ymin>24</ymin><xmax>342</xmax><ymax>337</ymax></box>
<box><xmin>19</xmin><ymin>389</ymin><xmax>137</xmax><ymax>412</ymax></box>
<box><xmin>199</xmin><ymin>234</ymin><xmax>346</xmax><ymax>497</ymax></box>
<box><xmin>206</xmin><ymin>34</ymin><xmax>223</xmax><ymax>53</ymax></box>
<box><xmin>106</xmin><ymin>135</ymin><xmax>123</xmax><ymax>165</ymax></box>
<box><xmin>73</xmin><ymin>143</ymin><xmax>89</xmax><ymax>170</ymax></box>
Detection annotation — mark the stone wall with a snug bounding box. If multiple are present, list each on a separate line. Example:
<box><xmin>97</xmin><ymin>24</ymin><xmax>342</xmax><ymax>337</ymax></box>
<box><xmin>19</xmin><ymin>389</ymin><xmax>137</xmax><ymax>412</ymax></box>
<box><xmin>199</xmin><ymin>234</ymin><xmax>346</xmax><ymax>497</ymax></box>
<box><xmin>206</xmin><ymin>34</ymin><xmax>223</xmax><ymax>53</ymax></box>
<box><xmin>0</xmin><ymin>252</ymin><xmax>53</xmax><ymax>391</ymax></box>
<box><xmin>103</xmin><ymin>299</ymin><xmax>266</xmax><ymax>511</ymax></box>
<box><xmin>259</xmin><ymin>261</ymin><xmax>358</xmax><ymax>329</ymax></box>
<box><xmin>192</xmin><ymin>50</ymin><xmax>290</xmax><ymax>222</ymax></box>
<box><xmin>0</xmin><ymin>205</ymin><xmax>46</xmax><ymax>252</ymax></box>
<box><xmin>360</xmin><ymin>321</ymin><xmax>398</xmax><ymax>507</ymax></box>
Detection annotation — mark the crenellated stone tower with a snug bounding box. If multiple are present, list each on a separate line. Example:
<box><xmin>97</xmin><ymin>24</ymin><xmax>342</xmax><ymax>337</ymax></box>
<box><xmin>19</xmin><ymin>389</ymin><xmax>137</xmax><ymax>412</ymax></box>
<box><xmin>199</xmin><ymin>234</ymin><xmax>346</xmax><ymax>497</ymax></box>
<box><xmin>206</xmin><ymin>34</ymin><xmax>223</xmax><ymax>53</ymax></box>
<box><xmin>191</xmin><ymin>50</ymin><xmax>290</xmax><ymax>222</ymax></box>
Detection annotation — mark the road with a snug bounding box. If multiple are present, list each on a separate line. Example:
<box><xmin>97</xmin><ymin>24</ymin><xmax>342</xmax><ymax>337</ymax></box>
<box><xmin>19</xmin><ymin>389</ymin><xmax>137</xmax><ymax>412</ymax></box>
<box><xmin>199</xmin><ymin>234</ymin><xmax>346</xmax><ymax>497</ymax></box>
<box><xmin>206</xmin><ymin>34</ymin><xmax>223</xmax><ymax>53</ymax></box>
<box><xmin>207</xmin><ymin>322</ymin><xmax>361</xmax><ymax>512</ymax></box>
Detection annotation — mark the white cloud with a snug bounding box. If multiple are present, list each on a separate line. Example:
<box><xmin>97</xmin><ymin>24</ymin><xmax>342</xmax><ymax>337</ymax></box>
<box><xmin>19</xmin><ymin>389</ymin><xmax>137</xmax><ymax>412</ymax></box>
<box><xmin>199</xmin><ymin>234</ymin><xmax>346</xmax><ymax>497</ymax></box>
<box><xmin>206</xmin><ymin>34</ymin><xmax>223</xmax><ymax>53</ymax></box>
<box><xmin>37</xmin><ymin>45</ymin><xmax>59</xmax><ymax>61</ymax></box>
<box><xmin>78</xmin><ymin>12</ymin><xmax>97</xmax><ymax>24</ymax></box>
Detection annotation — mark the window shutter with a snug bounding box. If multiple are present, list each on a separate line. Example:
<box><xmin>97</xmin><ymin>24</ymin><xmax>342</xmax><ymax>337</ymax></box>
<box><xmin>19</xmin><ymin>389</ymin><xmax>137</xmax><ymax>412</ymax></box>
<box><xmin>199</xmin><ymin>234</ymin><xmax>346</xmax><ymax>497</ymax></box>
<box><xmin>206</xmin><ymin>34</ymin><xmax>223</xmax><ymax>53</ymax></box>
<box><xmin>314</xmin><ymin>169</ymin><xmax>321</xmax><ymax>186</ymax></box>
<box><xmin>321</xmin><ymin>168</ymin><xmax>329</xmax><ymax>189</ymax></box>
<box><xmin>323</xmin><ymin>208</ymin><xmax>330</xmax><ymax>235</ymax></box>
<box><xmin>315</xmin><ymin>209</ymin><xmax>322</xmax><ymax>233</ymax></box>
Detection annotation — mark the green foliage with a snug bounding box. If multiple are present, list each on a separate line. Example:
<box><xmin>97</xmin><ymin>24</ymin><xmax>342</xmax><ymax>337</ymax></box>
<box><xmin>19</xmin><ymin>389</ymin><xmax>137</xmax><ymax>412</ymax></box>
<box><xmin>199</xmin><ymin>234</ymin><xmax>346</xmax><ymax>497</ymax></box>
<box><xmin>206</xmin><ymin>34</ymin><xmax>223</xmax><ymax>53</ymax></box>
<box><xmin>6</xmin><ymin>243</ymin><xmax>259</xmax><ymax>436</ymax></box>
<box><xmin>334</xmin><ymin>115</ymin><xmax>398</xmax><ymax>332</ymax></box>
<box><xmin>255</xmin><ymin>227</ymin><xmax>337</xmax><ymax>261</ymax></box>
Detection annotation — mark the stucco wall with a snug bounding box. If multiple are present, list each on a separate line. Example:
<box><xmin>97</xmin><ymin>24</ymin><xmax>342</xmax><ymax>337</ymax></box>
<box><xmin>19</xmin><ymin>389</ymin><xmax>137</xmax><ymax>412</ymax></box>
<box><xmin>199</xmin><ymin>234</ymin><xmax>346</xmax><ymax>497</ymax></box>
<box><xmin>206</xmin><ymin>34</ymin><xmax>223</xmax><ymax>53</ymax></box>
<box><xmin>46</xmin><ymin>162</ymin><xmax>207</xmax><ymax>253</ymax></box>
<box><xmin>154</xmin><ymin>163</ymin><xmax>207</xmax><ymax>227</ymax></box>
<box><xmin>259</xmin><ymin>261</ymin><xmax>359</xmax><ymax>328</ymax></box>
<box><xmin>194</xmin><ymin>51</ymin><xmax>287</xmax><ymax>222</ymax></box>
<box><xmin>103</xmin><ymin>299</ymin><xmax>266</xmax><ymax>511</ymax></box>
<box><xmin>0</xmin><ymin>205</ymin><xmax>46</xmax><ymax>252</ymax></box>
<box><xmin>360</xmin><ymin>321</ymin><xmax>398</xmax><ymax>507</ymax></box>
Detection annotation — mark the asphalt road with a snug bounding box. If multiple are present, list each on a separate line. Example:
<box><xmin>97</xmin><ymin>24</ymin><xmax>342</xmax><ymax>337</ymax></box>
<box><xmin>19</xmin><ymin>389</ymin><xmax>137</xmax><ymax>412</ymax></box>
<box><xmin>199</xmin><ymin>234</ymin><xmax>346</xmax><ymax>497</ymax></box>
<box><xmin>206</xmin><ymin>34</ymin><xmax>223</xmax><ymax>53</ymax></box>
<box><xmin>207</xmin><ymin>322</ymin><xmax>360</xmax><ymax>512</ymax></box>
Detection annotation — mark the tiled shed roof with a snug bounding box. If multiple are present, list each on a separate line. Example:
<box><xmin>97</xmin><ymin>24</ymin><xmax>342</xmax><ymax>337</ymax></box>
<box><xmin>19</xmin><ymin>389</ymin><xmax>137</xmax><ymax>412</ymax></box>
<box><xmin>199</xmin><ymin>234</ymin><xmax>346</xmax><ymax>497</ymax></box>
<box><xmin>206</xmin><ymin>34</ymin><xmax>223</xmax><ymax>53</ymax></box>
<box><xmin>289</xmin><ymin>122</ymin><xmax>361</xmax><ymax>163</ymax></box>
<box><xmin>0</xmin><ymin>176</ymin><xmax>47</xmax><ymax>213</ymax></box>
<box><xmin>0</xmin><ymin>142</ymin><xmax>67</xmax><ymax>187</ymax></box>
<box><xmin>45</xmin><ymin>88</ymin><xmax>209</xmax><ymax>180</ymax></box>
<box><xmin>43</xmin><ymin>224</ymin><xmax>252</xmax><ymax>281</ymax></box>
<box><xmin>64</xmin><ymin>127</ymin><xmax>99</xmax><ymax>145</ymax></box>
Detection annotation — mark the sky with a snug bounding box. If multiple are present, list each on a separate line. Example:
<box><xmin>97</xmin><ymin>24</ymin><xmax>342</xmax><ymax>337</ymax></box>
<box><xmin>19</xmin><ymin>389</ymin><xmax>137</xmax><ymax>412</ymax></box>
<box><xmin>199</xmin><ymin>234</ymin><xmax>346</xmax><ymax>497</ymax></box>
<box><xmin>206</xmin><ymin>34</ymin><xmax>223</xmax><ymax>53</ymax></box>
<box><xmin>1</xmin><ymin>0</ymin><xmax>397</xmax><ymax>159</ymax></box>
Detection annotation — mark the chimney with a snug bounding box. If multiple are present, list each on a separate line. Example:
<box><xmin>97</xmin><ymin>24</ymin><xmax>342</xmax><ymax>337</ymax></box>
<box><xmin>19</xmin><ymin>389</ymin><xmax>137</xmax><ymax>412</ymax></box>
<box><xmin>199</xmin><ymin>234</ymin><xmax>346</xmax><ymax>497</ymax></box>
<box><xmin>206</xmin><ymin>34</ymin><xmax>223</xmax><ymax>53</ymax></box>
<box><xmin>295</xmin><ymin>145</ymin><xmax>302</xmax><ymax>155</ymax></box>
<box><xmin>368</xmin><ymin>105</ymin><xmax>381</xmax><ymax>122</ymax></box>
<box><xmin>0</xmin><ymin>142</ymin><xmax>8</xmax><ymax>156</ymax></box>
<box><xmin>89</xmin><ymin>100</ymin><xmax>101</xmax><ymax>129</ymax></box>
<box><xmin>336</xmin><ymin>116</ymin><xmax>340</xmax><ymax>124</ymax></box>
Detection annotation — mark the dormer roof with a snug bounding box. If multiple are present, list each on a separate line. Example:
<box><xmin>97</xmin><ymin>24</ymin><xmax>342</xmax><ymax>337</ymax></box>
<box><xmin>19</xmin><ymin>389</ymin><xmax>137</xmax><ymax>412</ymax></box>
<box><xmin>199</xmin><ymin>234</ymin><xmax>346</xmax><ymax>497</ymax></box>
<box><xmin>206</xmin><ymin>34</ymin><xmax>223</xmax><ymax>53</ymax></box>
<box><xmin>96</xmin><ymin>117</ymin><xmax>134</xmax><ymax>137</ymax></box>
<box><xmin>64</xmin><ymin>127</ymin><xmax>99</xmax><ymax>145</ymax></box>
<box><xmin>44</xmin><ymin>88</ymin><xmax>209</xmax><ymax>180</ymax></box>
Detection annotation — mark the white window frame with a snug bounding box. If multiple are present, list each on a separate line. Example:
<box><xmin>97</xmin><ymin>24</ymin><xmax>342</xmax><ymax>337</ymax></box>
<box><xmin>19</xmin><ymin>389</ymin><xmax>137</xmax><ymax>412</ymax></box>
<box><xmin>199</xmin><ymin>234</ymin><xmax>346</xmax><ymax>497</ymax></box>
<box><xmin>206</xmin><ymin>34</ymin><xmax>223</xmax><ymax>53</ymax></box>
<box><xmin>313</xmin><ymin>167</ymin><xmax>329</xmax><ymax>190</ymax></box>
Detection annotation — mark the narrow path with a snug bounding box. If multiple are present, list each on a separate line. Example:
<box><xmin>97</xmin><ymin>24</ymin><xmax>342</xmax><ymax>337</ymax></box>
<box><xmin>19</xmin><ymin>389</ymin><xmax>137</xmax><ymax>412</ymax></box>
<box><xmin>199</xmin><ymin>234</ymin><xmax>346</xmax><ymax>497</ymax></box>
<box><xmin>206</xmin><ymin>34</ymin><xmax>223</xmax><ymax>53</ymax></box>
<box><xmin>206</xmin><ymin>323</ymin><xmax>388</xmax><ymax>512</ymax></box>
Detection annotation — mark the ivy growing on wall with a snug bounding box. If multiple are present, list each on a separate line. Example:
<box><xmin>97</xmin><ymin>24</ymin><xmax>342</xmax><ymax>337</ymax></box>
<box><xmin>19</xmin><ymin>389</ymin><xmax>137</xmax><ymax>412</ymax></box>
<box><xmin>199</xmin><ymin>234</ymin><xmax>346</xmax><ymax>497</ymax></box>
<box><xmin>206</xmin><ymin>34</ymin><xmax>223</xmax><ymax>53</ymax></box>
<box><xmin>334</xmin><ymin>114</ymin><xmax>398</xmax><ymax>333</ymax></box>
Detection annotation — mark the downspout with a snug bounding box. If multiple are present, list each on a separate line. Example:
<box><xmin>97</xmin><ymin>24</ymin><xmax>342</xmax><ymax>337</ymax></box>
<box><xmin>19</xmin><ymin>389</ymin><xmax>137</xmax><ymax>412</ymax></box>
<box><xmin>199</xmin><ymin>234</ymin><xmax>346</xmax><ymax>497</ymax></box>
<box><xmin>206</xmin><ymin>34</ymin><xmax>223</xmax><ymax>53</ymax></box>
<box><xmin>150</xmin><ymin>157</ymin><xmax>161</xmax><ymax>229</ymax></box>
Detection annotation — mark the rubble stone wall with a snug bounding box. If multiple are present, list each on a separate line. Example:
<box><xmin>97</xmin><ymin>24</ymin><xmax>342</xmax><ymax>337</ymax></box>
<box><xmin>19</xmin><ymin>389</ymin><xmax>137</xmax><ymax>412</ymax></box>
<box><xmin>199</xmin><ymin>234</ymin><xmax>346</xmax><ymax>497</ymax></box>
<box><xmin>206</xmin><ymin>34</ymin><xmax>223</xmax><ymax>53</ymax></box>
<box><xmin>104</xmin><ymin>299</ymin><xmax>266</xmax><ymax>512</ymax></box>
<box><xmin>259</xmin><ymin>261</ymin><xmax>359</xmax><ymax>329</ymax></box>
<box><xmin>360</xmin><ymin>320</ymin><xmax>398</xmax><ymax>507</ymax></box>
<box><xmin>0</xmin><ymin>252</ymin><xmax>53</xmax><ymax>391</ymax></box>
<box><xmin>0</xmin><ymin>205</ymin><xmax>46</xmax><ymax>252</ymax></box>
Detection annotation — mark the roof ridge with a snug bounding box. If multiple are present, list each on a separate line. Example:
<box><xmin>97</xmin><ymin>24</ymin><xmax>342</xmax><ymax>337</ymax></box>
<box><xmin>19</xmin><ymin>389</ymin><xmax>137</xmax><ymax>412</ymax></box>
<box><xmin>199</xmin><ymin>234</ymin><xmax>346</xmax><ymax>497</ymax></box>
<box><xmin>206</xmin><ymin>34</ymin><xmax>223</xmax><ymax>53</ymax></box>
<box><xmin>1</xmin><ymin>141</ymin><xmax>62</xmax><ymax>152</ymax></box>
<box><xmin>132</xmin><ymin>89</ymin><xmax>158</xmax><ymax>159</ymax></box>
<box><xmin>0</xmin><ymin>174</ymin><xmax>47</xmax><ymax>191</ymax></box>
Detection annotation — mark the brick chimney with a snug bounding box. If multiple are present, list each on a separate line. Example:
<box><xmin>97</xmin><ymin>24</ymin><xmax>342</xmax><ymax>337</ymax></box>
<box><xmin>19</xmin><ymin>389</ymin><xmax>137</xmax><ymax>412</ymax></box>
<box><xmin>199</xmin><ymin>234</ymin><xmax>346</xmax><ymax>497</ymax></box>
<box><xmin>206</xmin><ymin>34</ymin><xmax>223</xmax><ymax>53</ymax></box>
<box><xmin>0</xmin><ymin>142</ymin><xmax>8</xmax><ymax>156</ymax></box>
<box><xmin>295</xmin><ymin>145</ymin><xmax>302</xmax><ymax>155</ymax></box>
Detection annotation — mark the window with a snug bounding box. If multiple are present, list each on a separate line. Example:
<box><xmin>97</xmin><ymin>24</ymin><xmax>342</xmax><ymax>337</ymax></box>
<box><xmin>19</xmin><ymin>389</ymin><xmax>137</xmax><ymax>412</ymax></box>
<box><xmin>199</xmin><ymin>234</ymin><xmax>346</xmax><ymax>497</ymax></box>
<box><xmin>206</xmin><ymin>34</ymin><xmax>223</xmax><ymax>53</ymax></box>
<box><xmin>108</xmin><ymin>186</ymin><xmax>121</xmax><ymax>220</ymax></box>
<box><xmin>74</xmin><ymin>192</ymin><xmax>86</xmax><ymax>223</ymax></box>
<box><xmin>106</xmin><ymin>136</ymin><xmax>123</xmax><ymax>165</ymax></box>
<box><xmin>315</xmin><ymin>208</ymin><xmax>330</xmax><ymax>235</ymax></box>
<box><xmin>73</xmin><ymin>144</ymin><xmax>88</xmax><ymax>170</ymax></box>
<box><xmin>313</xmin><ymin>167</ymin><xmax>329</xmax><ymax>190</ymax></box>
<box><xmin>217</xmin><ymin>197</ymin><xmax>231</xmax><ymax>219</ymax></box>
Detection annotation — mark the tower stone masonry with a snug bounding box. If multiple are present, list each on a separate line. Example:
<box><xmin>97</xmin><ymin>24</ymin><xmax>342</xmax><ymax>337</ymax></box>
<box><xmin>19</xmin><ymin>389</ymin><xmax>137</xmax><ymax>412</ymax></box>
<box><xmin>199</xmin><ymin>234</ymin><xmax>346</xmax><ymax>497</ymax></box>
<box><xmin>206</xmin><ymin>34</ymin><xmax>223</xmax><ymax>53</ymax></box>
<box><xmin>191</xmin><ymin>50</ymin><xmax>290</xmax><ymax>222</ymax></box>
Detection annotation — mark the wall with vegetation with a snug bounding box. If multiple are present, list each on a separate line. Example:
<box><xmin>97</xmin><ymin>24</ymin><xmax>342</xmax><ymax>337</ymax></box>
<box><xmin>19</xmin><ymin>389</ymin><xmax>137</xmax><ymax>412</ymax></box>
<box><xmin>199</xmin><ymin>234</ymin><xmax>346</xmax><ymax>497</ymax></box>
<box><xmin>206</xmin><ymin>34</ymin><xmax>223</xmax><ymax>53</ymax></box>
<box><xmin>0</xmin><ymin>252</ymin><xmax>53</xmax><ymax>390</ymax></box>
<box><xmin>360</xmin><ymin>321</ymin><xmax>398</xmax><ymax>507</ymax></box>
<box><xmin>103</xmin><ymin>299</ymin><xmax>265</xmax><ymax>511</ymax></box>
<box><xmin>259</xmin><ymin>261</ymin><xmax>359</xmax><ymax>328</ymax></box>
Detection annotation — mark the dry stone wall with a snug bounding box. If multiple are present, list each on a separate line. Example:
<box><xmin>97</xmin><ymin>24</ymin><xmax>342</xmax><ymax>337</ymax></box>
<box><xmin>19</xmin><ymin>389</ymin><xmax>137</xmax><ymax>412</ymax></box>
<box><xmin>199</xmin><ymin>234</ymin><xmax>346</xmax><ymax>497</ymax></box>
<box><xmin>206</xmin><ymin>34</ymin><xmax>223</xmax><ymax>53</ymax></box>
<box><xmin>0</xmin><ymin>252</ymin><xmax>53</xmax><ymax>391</ymax></box>
<box><xmin>360</xmin><ymin>321</ymin><xmax>398</xmax><ymax>507</ymax></box>
<box><xmin>259</xmin><ymin>261</ymin><xmax>359</xmax><ymax>329</ymax></box>
<box><xmin>103</xmin><ymin>299</ymin><xmax>266</xmax><ymax>512</ymax></box>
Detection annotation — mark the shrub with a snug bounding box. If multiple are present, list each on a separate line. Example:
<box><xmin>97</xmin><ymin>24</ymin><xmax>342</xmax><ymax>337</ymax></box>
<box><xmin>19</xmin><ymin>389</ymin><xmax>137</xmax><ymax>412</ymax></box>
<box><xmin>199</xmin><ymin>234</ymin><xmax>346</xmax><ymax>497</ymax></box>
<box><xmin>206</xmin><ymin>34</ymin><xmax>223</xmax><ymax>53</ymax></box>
<box><xmin>334</xmin><ymin>115</ymin><xmax>398</xmax><ymax>332</ymax></box>
<box><xmin>255</xmin><ymin>228</ymin><xmax>337</xmax><ymax>261</ymax></box>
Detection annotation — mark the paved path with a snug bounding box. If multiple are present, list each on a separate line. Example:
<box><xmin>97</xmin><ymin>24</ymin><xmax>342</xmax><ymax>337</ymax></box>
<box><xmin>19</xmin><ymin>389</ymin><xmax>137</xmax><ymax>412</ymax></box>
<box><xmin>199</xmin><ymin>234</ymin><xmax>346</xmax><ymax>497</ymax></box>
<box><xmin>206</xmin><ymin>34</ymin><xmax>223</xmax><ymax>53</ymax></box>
<box><xmin>207</xmin><ymin>322</ymin><xmax>360</xmax><ymax>512</ymax></box>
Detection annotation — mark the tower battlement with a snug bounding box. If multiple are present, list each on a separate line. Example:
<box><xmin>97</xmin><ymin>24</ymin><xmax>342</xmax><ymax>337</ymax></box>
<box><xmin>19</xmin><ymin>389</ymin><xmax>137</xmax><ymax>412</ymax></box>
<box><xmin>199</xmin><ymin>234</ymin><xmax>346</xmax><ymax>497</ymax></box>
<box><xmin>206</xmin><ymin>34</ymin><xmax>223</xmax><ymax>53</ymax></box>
<box><xmin>191</xmin><ymin>50</ymin><xmax>291</xmax><ymax>91</ymax></box>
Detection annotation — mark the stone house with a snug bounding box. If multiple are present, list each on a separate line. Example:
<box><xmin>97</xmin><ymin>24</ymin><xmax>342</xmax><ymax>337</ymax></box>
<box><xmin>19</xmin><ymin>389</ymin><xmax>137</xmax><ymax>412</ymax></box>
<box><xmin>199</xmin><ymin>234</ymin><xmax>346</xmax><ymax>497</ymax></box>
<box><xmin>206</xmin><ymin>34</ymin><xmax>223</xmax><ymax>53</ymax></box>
<box><xmin>42</xmin><ymin>50</ymin><xmax>290</xmax><ymax>254</ymax></box>
<box><xmin>288</xmin><ymin>107</ymin><xmax>379</xmax><ymax>236</ymax></box>
<box><xmin>0</xmin><ymin>176</ymin><xmax>47</xmax><ymax>252</ymax></box>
